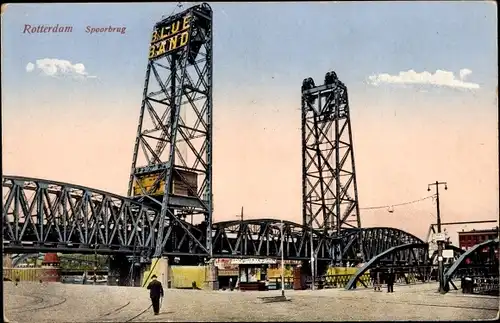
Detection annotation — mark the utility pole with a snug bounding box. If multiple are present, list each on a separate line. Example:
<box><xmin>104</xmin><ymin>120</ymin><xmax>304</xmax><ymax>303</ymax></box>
<box><xmin>427</xmin><ymin>181</ymin><xmax>448</xmax><ymax>294</ymax></box>
<box><xmin>280</xmin><ymin>220</ymin><xmax>285</xmax><ymax>298</ymax></box>
<box><xmin>236</xmin><ymin>207</ymin><xmax>244</xmax><ymax>255</ymax></box>
<box><xmin>307</xmin><ymin>196</ymin><xmax>315</xmax><ymax>290</ymax></box>
<box><xmin>271</xmin><ymin>220</ymin><xmax>287</xmax><ymax>298</ymax></box>
<box><xmin>238</xmin><ymin>206</ymin><xmax>244</xmax><ymax>222</ymax></box>
<box><xmin>310</xmin><ymin>228</ymin><xmax>315</xmax><ymax>290</ymax></box>
<box><xmin>94</xmin><ymin>230</ymin><xmax>98</xmax><ymax>285</ymax></box>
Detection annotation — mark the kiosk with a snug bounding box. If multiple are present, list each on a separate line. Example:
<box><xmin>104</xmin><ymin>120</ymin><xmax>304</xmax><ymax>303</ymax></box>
<box><xmin>232</xmin><ymin>258</ymin><xmax>276</xmax><ymax>291</ymax></box>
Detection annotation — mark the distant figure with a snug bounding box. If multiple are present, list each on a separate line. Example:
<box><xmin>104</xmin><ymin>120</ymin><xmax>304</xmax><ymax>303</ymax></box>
<box><xmin>387</xmin><ymin>269</ymin><xmax>395</xmax><ymax>293</ymax></box>
<box><xmin>371</xmin><ymin>270</ymin><xmax>376</xmax><ymax>290</ymax></box>
<box><xmin>147</xmin><ymin>274</ymin><xmax>164</xmax><ymax>315</ymax></box>
<box><xmin>372</xmin><ymin>267</ymin><xmax>381</xmax><ymax>291</ymax></box>
<box><xmin>14</xmin><ymin>275</ymin><xmax>20</xmax><ymax>286</ymax></box>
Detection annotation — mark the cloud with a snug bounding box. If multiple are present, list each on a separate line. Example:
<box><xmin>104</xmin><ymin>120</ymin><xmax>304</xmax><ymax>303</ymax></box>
<box><xmin>459</xmin><ymin>68</ymin><xmax>472</xmax><ymax>81</ymax></box>
<box><xmin>26</xmin><ymin>62</ymin><xmax>34</xmax><ymax>72</ymax></box>
<box><xmin>367</xmin><ymin>68</ymin><xmax>479</xmax><ymax>90</ymax></box>
<box><xmin>25</xmin><ymin>58</ymin><xmax>96</xmax><ymax>79</ymax></box>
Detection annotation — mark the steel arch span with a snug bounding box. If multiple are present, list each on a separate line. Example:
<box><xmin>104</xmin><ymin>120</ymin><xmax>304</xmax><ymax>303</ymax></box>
<box><xmin>2</xmin><ymin>176</ymin><xmax>427</xmax><ymax>264</ymax></box>
<box><xmin>2</xmin><ymin>176</ymin><xmax>208</xmax><ymax>257</ymax></box>
<box><xmin>344</xmin><ymin>243</ymin><xmax>464</xmax><ymax>290</ymax></box>
<box><xmin>211</xmin><ymin>221</ymin><xmax>427</xmax><ymax>263</ymax></box>
<box><xmin>444</xmin><ymin>238</ymin><xmax>499</xmax><ymax>287</ymax></box>
<box><xmin>211</xmin><ymin>219</ymin><xmax>335</xmax><ymax>261</ymax></box>
<box><xmin>337</xmin><ymin>227</ymin><xmax>424</xmax><ymax>263</ymax></box>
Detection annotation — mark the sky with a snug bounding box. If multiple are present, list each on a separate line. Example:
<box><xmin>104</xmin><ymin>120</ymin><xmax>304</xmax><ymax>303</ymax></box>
<box><xmin>1</xmin><ymin>2</ymin><xmax>498</xmax><ymax>245</ymax></box>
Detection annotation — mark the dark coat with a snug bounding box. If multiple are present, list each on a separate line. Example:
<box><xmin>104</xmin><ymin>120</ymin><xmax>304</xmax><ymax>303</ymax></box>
<box><xmin>387</xmin><ymin>272</ymin><xmax>396</xmax><ymax>285</ymax></box>
<box><xmin>147</xmin><ymin>279</ymin><xmax>164</xmax><ymax>298</ymax></box>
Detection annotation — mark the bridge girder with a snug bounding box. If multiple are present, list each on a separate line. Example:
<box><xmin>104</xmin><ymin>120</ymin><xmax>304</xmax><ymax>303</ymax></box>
<box><xmin>3</xmin><ymin>176</ymin><xmax>426</xmax><ymax>265</ymax></box>
<box><xmin>2</xmin><ymin>176</ymin><xmax>205</xmax><ymax>257</ymax></box>
<box><xmin>345</xmin><ymin>243</ymin><xmax>464</xmax><ymax>290</ymax></box>
<box><xmin>444</xmin><ymin>238</ymin><xmax>499</xmax><ymax>286</ymax></box>
<box><xmin>211</xmin><ymin>219</ymin><xmax>335</xmax><ymax>261</ymax></box>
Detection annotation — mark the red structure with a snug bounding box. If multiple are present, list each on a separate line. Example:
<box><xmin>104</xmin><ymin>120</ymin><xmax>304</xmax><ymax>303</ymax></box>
<box><xmin>41</xmin><ymin>253</ymin><xmax>61</xmax><ymax>282</ymax></box>
<box><xmin>458</xmin><ymin>227</ymin><xmax>498</xmax><ymax>251</ymax></box>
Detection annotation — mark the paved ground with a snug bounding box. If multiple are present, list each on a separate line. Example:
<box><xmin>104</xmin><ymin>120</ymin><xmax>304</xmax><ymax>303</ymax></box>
<box><xmin>3</xmin><ymin>282</ymin><xmax>499</xmax><ymax>322</ymax></box>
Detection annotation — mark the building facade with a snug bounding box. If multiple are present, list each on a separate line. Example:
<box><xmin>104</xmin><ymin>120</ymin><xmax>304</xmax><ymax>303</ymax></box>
<box><xmin>458</xmin><ymin>227</ymin><xmax>498</xmax><ymax>251</ymax></box>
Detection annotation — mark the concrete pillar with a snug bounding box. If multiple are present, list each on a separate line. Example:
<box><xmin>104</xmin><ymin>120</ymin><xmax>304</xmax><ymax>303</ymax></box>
<box><xmin>3</xmin><ymin>297</ymin><xmax>10</xmax><ymax>322</ymax></box>
<box><xmin>3</xmin><ymin>254</ymin><xmax>13</xmax><ymax>268</ymax></box>
<box><xmin>142</xmin><ymin>257</ymin><xmax>170</xmax><ymax>288</ymax></box>
<box><xmin>206</xmin><ymin>264</ymin><xmax>218</xmax><ymax>290</ymax></box>
<box><xmin>157</xmin><ymin>257</ymin><xmax>170</xmax><ymax>288</ymax></box>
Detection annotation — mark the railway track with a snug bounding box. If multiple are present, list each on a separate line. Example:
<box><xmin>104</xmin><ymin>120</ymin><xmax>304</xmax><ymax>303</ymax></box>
<box><xmin>86</xmin><ymin>302</ymin><xmax>152</xmax><ymax>322</ymax></box>
<box><xmin>7</xmin><ymin>292</ymin><xmax>67</xmax><ymax>313</ymax></box>
<box><xmin>86</xmin><ymin>302</ymin><xmax>131</xmax><ymax>322</ymax></box>
<box><xmin>301</xmin><ymin>293</ymin><xmax>499</xmax><ymax>312</ymax></box>
<box><xmin>7</xmin><ymin>294</ymin><xmax>45</xmax><ymax>311</ymax></box>
<box><xmin>124</xmin><ymin>304</ymin><xmax>152</xmax><ymax>322</ymax></box>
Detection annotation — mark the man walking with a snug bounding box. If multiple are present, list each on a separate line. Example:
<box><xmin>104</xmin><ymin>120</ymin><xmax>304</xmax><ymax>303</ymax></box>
<box><xmin>387</xmin><ymin>268</ymin><xmax>395</xmax><ymax>293</ymax></box>
<box><xmin>147</xmin><ymin>274</ymin><xmax>164</xmax><ymax>315</ymax></box>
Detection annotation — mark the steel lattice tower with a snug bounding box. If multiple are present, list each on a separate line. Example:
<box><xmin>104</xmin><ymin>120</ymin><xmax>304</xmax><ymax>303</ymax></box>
<box><xmin>301</xmin><ymin>71</ymin><xmax>361</xmax><ymax>236</ymax></box>
<box><xmin>127</xmin><ymin>3</ymin><xmax>213</xmax><ymax>258</ymax></box>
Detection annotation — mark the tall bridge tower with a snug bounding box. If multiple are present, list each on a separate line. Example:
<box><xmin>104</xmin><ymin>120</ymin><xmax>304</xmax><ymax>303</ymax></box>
<box><xmin>301</xmin><ymin>71</ymin><xmax>361</xmax><ymax>236</ymax></box>
<box><xmin>127</xmin><ymin>3</ymin><xmax>213</xmax><ymax>258</ymax></box>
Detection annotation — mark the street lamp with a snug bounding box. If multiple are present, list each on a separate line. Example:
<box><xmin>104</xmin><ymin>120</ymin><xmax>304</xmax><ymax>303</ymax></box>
<box><xmin>273</xmin><ymin>220</ymin><xmax>286</xmax><ymax>298</ymax></box>
<box><xmin>427</xmin><ymin>181</ymin><xmax>448</xmax><ymax>294</ymax></box>
<box><xmin>236</xmin><ymin>207</ymin><xmax>244</xmax><ymax>255</ymax></box>
<box><xmin>310</xmin><ymin>228</ymin><xmax>315</xmax><ymax>291</ymax></box>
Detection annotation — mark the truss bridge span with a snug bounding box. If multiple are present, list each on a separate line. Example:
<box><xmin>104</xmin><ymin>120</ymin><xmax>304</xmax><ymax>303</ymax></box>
<box><xmin>2</xmin><ymin>176</ymin><xmax>424</xmax><ymax>264</ymax></box>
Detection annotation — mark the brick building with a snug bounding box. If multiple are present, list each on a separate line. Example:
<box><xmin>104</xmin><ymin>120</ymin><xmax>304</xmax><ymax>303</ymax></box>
<box><xmin>458</xmin><ymin>227</ymin><xmax>498</xmax><ymax>251</ymax></box>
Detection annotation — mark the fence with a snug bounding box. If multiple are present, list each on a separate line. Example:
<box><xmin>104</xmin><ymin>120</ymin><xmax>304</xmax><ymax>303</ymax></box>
<box><xmin>462</xmin><ymin>276</ymin><xmax>499</xmax><ymax>296</ymax></box>
<box><xmin>3</xmin><ymin>268</ymin><xmax>60</xmax><ymax>282</ymax></box>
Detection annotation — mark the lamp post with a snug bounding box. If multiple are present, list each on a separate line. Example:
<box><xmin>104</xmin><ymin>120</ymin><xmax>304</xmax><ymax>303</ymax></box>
<box><xmin>273</xmin><ymin>220</ymin><xmax>286</xmax><ymax>298</ymax></box>
<box><xmin>280</xmin><ymin>220</ymin><xmax>285</xmax><ymax>297</ymax></box>
<box><xmin>427</xmin><ymin>181</ymin><xmax>448</xmax><ymax>294</ymax></box>
<box><xmin>310</xmin><ymin>228</ymin><xmax>315</xmax><ymax>291</ymax></box>
<box><xmin>94</xmin><ymin>225</ymin><xmax>98</xmax><ymax>286</ymax></box>
<box><xmin>307</xmin><ymin>196</ymin><xmax>315</xmax><ymax>290</ymax></box>
<box><xmin>236</xmin><ymin>207</ymin><xmax>244</xmax><ymax>255</ymax></box>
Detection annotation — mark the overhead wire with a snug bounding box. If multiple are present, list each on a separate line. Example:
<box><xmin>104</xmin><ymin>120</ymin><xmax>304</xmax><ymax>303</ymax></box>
<box><xmin>165</xmin><ymin>2</ymin><xmax>184</xmax><ymax>19</ymax></box>
<box><xmin>359</xmin><ymin>194</ymin><xmax>437</xmax><ymax>211</ymax></box>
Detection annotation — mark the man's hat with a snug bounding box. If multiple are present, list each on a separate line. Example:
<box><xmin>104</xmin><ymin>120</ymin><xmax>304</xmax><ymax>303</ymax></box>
<box><xmin>151</xmin><ymin>274</ymin><xmax>157</xmax><ymax>278</ymax></box>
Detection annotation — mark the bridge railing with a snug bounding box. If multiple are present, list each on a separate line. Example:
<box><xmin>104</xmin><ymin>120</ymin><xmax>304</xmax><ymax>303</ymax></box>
<box><xmin>461</xmin><ymin>276</ymin><xmax>499</xmax><ymax>296</ymax></box>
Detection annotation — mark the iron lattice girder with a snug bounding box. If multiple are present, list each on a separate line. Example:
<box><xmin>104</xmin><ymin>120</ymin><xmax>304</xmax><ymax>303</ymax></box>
<box><xmin>127</xmin><ymin>3</ymin><xmax>214</xmax><ymax>257</ymax></box>
<box><xmin>345</xmin><ymin>242</ymin><xmax>465</xmax><ymax>290</ymax></box>
<box><xmin>211</xmin><ymin>219</ymin><xmax>336</xmax><ymax>261</ymax></box>
<box><xmin>301</xmin><ymin>72</ymin><xmax>361</xmax><ymax>233</ymax></box>
<box><xmin>345</xmin><ymin>243</ymin><xmax>431</xmax><ymax>290</ymax></box>
<box><xmin>1</xmin><ymin>176</ymin><xmax>207</xmax><ymax>256</ymax></box>
<box><xmin>2</xmin><ymin>176</ymin><xmax>429</xmax><ymax>264</ymax></box>
<box><xmin>338</xmin><ymin>227</ymin><xmax>424</xmax><ymax>261</ymax></box>
<box><xmin>210</xmin><ymin>221</ymin><xmax>426</xmax><ymax>262</ymax></box>
<box><xmin>444</xmin><ymin>238</ymin><xmax>499</xmax><ymax>286</ymax></box>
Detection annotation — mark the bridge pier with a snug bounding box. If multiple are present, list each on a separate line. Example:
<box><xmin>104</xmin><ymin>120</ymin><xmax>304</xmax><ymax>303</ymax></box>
<box><xmin>3</xmin><ymin>254</ymin><xmax>13</xmax><ymax>268</ymax></box>
<box><xmin>107</xmin><ymin>254</ymin><xmax>133</xmax><ymax>286</ymax></box>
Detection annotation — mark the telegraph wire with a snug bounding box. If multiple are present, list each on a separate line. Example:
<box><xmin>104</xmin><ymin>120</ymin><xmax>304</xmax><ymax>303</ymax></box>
<box><xmin>359</xmin><ymin>194</ymin><xmax>437</xmax><ymax>211</ymax></box>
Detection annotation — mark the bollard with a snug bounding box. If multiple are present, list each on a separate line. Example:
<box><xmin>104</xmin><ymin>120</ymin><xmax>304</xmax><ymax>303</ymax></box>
<box><xmin>318</xmin><ymin>279</ymin><xmax>324</xmax><ymax>290</ymax></box>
